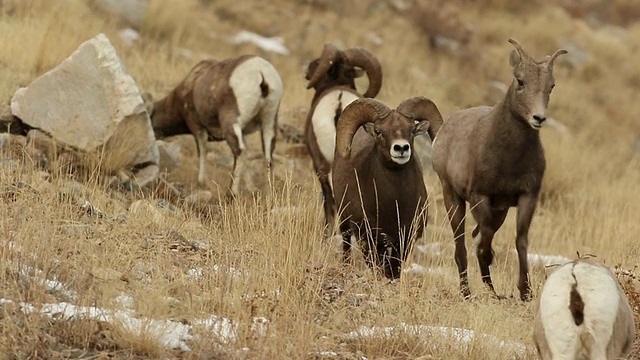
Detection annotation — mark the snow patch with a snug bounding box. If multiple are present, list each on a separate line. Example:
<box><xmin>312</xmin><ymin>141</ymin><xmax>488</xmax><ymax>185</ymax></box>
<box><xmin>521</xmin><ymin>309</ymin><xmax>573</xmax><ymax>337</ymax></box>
<box><xmin>414</xmin><ymin>242</ymin><xmax>443</xmax><ymax>256</ymax></box>
<box><xmin>18</xmin><ymin>265</ymin><xmax>77</xmax><ymax>300</ymax></box>
<box><xmin>526</xmin><ymin>252</ymin><xmax>571</xmax><ymax>268</ymax></box>
<box><xmin>228</xmin><ymin>31</ymin><xmax>290</xmax><ymax>55</ymax></box>
<box><xmin>0</xmin><ymin>297</ymin><xmax>269</xmax><ymax>352</ymax></box>
<box><xmin>402</xmin><ymin>263</ymin><xmax>448</xmax><ymax>277</ymax></box>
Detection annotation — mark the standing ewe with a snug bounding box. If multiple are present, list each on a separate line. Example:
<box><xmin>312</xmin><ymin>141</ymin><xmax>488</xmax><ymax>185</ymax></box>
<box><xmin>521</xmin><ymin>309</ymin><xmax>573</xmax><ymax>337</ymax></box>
<box><xmin>333</xmin><ymin>97</ymin><xmax>443</xmax><ymax>279</ymax></box>
<box><xmin>431</xmin><ymin>38</ymin><xmax>567</xmax><ymax>300</ymax></box>
<box><xmin>147</xmin><ymin>55</ymin><xmax>283</xmax><ymax>197</ymax></box>
<box><xmin>304</xmin><ymin>43</ymin><xmax>383</xmax><ymax>237</ymax></box>
<box><xmin>534</xmin><ymin>259</ymin><xmax>635</xmax><ymax>359</ymax></box>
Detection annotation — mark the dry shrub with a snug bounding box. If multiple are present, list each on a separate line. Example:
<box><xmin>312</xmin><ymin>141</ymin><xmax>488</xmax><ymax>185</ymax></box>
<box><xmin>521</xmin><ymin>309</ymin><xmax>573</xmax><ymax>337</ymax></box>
<box><xmin>557</xmin><ymin>0</ymin><xmax>640</xmax><ymax>26</ymax></box>
<box><xmin>1</xmin><ymin>0</ymin><xmax>640</xmax><ymax>358</ymax></box>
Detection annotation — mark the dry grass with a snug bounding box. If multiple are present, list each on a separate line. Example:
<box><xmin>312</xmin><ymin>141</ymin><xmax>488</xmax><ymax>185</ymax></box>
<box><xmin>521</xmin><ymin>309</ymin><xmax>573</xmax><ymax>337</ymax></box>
<box><xmin>1</xmin><ymin>0</ymin><xmax>640</xmax><ymax>358</ymax></box>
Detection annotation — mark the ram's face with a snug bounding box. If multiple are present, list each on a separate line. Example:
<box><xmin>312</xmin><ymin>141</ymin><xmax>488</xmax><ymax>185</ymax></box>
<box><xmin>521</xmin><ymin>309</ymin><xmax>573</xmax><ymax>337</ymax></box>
<box><xmin>305</xmin><ymin>59</ymin><xmax>360</xmax><ymax>88</ymax></box>
<box><xmin>364</xmin><ymin>113</ymin><xmax>430</xmax><ymax>166</ymax></box>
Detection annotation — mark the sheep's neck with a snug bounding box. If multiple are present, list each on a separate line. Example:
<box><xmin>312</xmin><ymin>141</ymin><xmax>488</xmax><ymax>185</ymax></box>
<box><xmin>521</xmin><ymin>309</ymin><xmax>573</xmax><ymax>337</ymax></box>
<box><xmin>150</xmin><ymin>92</ymin><xmax>184</xmax><ymax>137</ymax></box>
<box><xmin>479</xmin><ymin>92</ymin><xmax>543</xmax><ymax>176</ymax></box>
<box><xmin>475</xmin><ymin>91</ymin><xmax>545</xmax><ymax>194</ymax></box>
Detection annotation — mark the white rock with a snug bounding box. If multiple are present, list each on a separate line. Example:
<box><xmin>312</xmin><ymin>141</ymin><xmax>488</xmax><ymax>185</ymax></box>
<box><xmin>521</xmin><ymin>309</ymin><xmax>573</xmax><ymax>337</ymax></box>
<box><xmin>89</xmin><ymin>0</ymin><xmax>148</xmax><ymax>28</ymax></box>
<box><xmin>156</xmin><ymin>139</ymin><xmax>182</xmax><ymax>172</ymax></box>
<box><xmin>11</xmin><ymin>34</ymin><xmax>158</xmax><ymax>179</ymax></box>
<box><xmin>118</xmin><ymin>27</ymin><xmax>141</xmax><ymax>47</ymax></box>
<box><xmin>228</xmin><ymin>30</ymin><xmax>290</xmax><ymax>56</ymax></box>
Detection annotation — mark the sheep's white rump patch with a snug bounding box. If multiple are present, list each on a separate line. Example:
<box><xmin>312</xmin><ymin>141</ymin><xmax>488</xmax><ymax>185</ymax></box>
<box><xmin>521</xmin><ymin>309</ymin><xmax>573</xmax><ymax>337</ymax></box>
<box><xmin>228</xmin><ymin>56</ymin><xmax>283</xmax><ymax>132</ymax></box>
<box><xmin>539</xmin><ymin>261</ymin><xmax>619</xmax><ymax>358</ymax></box>
<box><xmin>312</xmin><ymin>90</ymin><xmax>359</xmax><ymax>163</ymax></box>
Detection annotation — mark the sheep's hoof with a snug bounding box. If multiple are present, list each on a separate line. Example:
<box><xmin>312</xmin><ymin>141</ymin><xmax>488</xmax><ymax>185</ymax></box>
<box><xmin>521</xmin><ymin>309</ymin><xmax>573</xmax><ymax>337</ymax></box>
<box><xmin>460</xmin><ymin>286</ymin><xmax>472</xmax><ymax>300</ymax></box>
<box><xmin>519</xmin><ymin>291</ymin><xmax>532</xmax><ymax>302</ymax></box>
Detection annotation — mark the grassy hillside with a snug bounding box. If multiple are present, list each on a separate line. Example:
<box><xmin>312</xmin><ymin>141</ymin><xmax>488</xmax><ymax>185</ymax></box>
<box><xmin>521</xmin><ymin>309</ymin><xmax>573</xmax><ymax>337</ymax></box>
<box><xmin>1</xmin><ymin>0</ymin><xmax>640</xmax><ymax>358</ymax></box>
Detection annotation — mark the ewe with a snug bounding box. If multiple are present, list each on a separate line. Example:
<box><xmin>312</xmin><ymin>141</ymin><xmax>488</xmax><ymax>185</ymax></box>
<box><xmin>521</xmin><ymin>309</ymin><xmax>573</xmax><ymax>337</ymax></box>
<box><xmin>431</xmin><ymin>38</ymin><xmax>567</xmax><ymax>300</ymax></box>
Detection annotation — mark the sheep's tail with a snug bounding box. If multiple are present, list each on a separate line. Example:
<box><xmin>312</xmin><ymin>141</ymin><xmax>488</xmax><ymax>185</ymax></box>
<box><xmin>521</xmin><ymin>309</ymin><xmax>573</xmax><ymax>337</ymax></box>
<box><xmin>259</xmin><ymin>73</ymin><xmax>269</xmax><ymax>98</ymax></box>
<box><xmin>569</xmin><ymin>264</ymin><xmax>596</xmax><ymax>356</ymax></box>
<box><xmin>569</xmin><ymin>282</ymin><xmax>584</xmax><ymax>326</ymax></box>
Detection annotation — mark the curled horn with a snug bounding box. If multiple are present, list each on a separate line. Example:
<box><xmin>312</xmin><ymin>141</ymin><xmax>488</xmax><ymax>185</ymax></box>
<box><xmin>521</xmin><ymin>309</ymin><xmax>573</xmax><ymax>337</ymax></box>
<box><xmin>342</xmin><ymin>47</ymin><xmax>383</xmax><ymax>98</ymax></box>
<box><xmin>547</xmin><ymin>48</ymin><xmax>568</xmax><ymax>70</ymax></box>
<box><xmin>397</xmin><ymin>96</ymin><xmax>444</xmax><ymax>141</ymax></box>
<box><xmin>508</xmin><ymin>38</ymin><xmax>532</xmax><ymax>63</ymax></box>
<box><xmin>335</xmin><ymin>98</ymin><xmax>391</xmax><ymax>159</ymax></box>
<box><xmin>306</xmin><ymin>43</ymin><xmax>340</xmax><ymax>89</ymax></box>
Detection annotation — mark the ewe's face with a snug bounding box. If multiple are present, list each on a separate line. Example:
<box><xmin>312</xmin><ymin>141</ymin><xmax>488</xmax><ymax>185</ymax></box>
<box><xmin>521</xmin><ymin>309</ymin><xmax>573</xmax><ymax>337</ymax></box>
<box><xmin>364</xmin><ymin>114</ymin><xmax>429</xmax><ymax>166</ymax></box>
<box><xmin>510</xmin><ymin>52</ymin><xmax>557</xmax><ymax>130</ymax></box>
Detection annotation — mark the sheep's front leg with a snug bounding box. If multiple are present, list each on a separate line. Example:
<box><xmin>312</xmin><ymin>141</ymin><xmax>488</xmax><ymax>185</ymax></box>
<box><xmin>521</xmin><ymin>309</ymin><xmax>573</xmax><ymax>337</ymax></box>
<box><xmin>515</xmin><ymin>193</ymin><xmax>539</xmax><ymax>301</ymax></box>
<box><xmin>188</xmin><ymin>124</ymin><xmax>210</xmax><ymax>186</ymax></box>
<box><xmin>441</xmin><ymin>182</ymin><xmax>469</xmax><ymax>298</ymax></box>
<box><xmin>319</xmin><ymin>172</ymin><xmax>336</xmax><ymax>238</ymax></box>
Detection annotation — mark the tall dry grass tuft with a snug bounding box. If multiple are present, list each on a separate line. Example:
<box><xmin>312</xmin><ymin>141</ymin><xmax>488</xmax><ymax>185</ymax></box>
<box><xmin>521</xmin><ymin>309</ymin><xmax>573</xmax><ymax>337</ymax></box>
<box><xmin>1</xmin><ymin>0</ymin><xmax>640</xmax><ymax>358</ymax></box>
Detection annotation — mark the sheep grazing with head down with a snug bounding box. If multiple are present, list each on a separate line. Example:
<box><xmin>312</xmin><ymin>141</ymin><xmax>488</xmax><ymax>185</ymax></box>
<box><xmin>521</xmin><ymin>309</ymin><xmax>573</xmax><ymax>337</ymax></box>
<box><xmin>431</xmin><ymin>38</ymin><xmax>568</xmax><ymax>301</ymax></box>
<box><xmin>147</xmin><ymin>55</ymin><xmax>283</xmax><ymax>197</ymax></box>
<box><xmin>533</xmin><ymin>258</ymin><xmax>635</xmax><ymax>360</ymax></box>
<box><xmin>304</xmin><ymin>43</ymin><xmax>383</xmax><ymax>237</ymax></box>
<box><xmin>332</xmin><ymin>97</ymin><xmax>443</xmax><ymax>279</ymax></box>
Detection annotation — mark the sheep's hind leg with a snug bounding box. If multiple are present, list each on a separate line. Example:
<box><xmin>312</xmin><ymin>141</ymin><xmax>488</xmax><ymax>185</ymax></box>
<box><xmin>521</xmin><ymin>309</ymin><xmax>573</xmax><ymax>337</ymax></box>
<box><xmin>220</xmin><ymin>122</ymin><xmax>246</xmax><ymax>200</ymax></box>
<box><xmin>442</xmin><ymin>182</ymin><xmax>469</xmax><ymax>298</ymax></box>
<box><xmin>471</xmin><ymin>200</ymin><xmax>508</xmax><ymax>298</ymax></box>
<box><xmin>188</xmin><ymin>124</ymin><xmax>210</xmax><ymax>187</ymax></box>
<box><xmin>259</xmin><ymin>103</ymin><xmax>278</xmax><ymax>185</ymax></box>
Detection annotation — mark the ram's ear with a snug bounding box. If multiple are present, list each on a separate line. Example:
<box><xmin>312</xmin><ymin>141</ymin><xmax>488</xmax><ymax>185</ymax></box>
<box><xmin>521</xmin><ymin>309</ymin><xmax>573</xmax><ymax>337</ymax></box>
<box><xmin>353</xmin><ymin>67</ymin><xmax>365</xmax><ymax>78</ymax></box>
<box><xmin>363</xmin><ymin>123</ymin><xmax>377</xmax><ymax>137</ymax></box>
<box><xmin>412</xmin><ymin>120</ymin><xmax>430</xmax><ymax>136</ymax></box>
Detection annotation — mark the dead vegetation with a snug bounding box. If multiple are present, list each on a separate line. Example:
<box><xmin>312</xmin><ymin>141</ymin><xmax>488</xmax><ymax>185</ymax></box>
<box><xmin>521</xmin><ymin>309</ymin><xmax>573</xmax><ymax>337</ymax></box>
<box><xmin>0</xmin><ymin>0</ymin><xmax>639</xmax><ymax>358</ymax></box>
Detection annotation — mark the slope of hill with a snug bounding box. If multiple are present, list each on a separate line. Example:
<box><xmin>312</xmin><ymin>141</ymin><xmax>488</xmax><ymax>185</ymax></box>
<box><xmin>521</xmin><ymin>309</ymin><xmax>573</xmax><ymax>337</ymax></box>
<box><xmin>1</xmin><ymin>0</ymin><xmax>639</xmax><ymax>358</ymax></box>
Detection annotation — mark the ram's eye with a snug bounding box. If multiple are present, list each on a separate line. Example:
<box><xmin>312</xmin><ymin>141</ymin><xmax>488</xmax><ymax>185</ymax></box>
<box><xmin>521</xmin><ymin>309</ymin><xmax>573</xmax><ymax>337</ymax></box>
<box><xmin>374</xmin><ymin>128</ymin><xmax>381</xmax><ymax>136</ymax></box>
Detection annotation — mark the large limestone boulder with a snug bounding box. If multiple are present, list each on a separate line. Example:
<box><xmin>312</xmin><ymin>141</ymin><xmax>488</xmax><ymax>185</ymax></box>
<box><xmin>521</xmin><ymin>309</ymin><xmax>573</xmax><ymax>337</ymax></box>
<box><xmin>11</xmin><ymin>33</ymin><xmax>159</xmax><ymax>187</ymax></box>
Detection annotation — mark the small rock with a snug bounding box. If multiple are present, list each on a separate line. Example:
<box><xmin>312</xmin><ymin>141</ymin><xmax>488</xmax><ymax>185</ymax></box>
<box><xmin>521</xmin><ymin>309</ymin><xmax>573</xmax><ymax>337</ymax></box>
<box><xmin>0</xmin><ymin>105</ymin><xmax>26</xmax><ymax>134</ymax></box>
<box><xmin>129</xmin><ymin>199</ymin><xmax>165</xmax><ymax>223</ymax></box>
<box><xmin>184</xmin><ymin>190</ymin><xmax>213</xmax><ymax>206</ymax></box>
<box><xmin>118</xmin><ymin>27</ymin><xmax>140</xmax><ymax>47</ymax></box>
<box><xmin>0</xmin><ymin>133</ymin><xmax>26</xmax><ymax>157</ymax></box>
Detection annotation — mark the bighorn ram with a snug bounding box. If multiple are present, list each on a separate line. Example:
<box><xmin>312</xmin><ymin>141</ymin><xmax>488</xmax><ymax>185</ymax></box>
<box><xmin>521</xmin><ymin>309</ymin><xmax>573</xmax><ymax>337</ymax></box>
<box><xmin>332</xmin><ymin>97</ymin><xmax>443</xmax><ymax>278</ymax></box>
<box><xmin>304</xmin><ymin>43</ymin><xmax>383</xmax><ymax>236</ymax></box>
<box><xmin>534</xmin><ymin>259</ymin><xmax>635</xmax><ymax>359</ymax></box>
<box><xmin>147</xmin><ymin>55</ymin><xmax>283</xmax><ymax>196</ymax></box>
<box><xmin>431</xmin><ymin>38</ymin><xmax>567</xmax><ymax>300</ymax></box>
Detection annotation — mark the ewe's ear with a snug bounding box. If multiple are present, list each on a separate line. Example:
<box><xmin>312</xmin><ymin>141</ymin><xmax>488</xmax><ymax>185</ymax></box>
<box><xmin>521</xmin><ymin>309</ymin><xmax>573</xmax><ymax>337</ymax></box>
<box><xmin>509</xmin><ymin>49</ymin><xmax>521</xmax><ymax>69</ymax></box>
<box><xmin>363</xmin><ymin>123</ymin><xmax>377</xmax><ymax>137</ymax></box>
<box><xmin>353</xmin><ymin>67</ymin><xmax>365</xmax><ymax>78</ymax></box>
<box><xmin>412</xmin><ymin>120</ymin><xmax>430</xmax><ymax>136</ymax></box>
